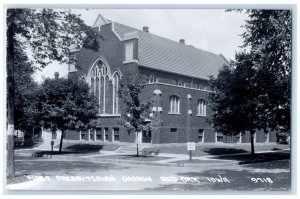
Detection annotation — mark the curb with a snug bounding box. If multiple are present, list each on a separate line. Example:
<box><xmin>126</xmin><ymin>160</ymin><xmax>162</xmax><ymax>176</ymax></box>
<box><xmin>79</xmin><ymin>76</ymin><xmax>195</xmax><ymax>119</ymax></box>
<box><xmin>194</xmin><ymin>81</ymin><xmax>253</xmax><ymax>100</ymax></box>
<box><xmin>87</xmin><ymin>157</ymin><xmax>238</xmax><ymax>168</ymax></box>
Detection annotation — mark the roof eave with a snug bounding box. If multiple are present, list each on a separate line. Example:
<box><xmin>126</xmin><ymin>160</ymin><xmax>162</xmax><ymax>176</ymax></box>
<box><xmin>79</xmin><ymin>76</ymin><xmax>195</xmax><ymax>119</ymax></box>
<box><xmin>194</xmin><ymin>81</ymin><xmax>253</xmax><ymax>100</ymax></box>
<box><xmin>138</xmin><ymin>65</ymin><xmax>212</xmax><ymax>81</ymax></box>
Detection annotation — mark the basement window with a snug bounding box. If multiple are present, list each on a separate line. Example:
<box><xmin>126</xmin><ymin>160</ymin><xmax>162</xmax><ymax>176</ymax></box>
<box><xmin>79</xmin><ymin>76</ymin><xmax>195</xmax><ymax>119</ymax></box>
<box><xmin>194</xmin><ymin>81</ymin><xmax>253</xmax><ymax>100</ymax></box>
<box><xmin>170</xmin><ymin>128</ymin><xmax>177</xmax><ymax>133</ymax></box>
<box><xmin>198</xmin><ymin>129</ymin><xmax>204</xmax><ymax>143</ymax></box>
<box><xmin>215</xmin><ymin>132</ymin><xmax>224</xmax><ymax>143</ymax></box>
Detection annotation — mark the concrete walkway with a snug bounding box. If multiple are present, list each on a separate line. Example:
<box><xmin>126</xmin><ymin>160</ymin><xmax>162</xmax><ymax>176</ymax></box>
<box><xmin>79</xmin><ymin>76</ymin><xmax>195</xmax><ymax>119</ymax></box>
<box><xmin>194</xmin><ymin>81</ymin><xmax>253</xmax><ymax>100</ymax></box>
<box><xmin>79</xmin><ymin>148</ymin><xmax>290</xmax><ymax>165</ymax></box>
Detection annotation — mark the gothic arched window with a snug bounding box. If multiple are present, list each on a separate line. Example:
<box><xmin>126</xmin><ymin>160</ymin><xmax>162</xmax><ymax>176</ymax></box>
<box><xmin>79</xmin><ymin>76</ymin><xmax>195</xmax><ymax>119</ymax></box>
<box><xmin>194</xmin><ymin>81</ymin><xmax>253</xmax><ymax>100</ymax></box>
<box><xmin>113</xmin><ymin>72</ymin><xmax>120</xmax><ymax>114</ymax></box>
<box><xmin>90</xmin><ymin>59</ymin><xmax>110</xmax><ymax>114</ymax></box>
<box><xmin>91</xmin><ymin>78</ymin><xmax>95</xmax><ymax>94</ymax></box>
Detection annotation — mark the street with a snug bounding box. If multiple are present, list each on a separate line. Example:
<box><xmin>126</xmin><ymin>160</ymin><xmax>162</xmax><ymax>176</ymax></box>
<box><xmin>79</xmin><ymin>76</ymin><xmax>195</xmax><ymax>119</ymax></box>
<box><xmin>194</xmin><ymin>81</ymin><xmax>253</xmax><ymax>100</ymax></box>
<box><xmin>7</xmin><ymin>157</ymin><xmax>290</xmax><ymax>191</ymax></box>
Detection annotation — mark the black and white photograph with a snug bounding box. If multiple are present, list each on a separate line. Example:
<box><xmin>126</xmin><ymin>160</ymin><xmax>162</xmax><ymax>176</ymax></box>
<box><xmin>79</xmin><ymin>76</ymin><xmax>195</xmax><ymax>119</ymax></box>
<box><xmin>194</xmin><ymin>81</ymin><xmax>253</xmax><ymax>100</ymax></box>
<box><xmin>4</xmin><ymin>5</ymin><xmax>294</xmax><ymax>194</ymax></box>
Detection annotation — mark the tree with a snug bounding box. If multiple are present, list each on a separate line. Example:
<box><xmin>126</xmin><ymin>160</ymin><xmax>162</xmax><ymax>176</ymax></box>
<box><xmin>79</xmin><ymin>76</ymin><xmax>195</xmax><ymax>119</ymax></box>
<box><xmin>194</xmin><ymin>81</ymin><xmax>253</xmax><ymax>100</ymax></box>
<box><xmin>6</xmin><ymin>8</ymin><xmax>100</xmax><ymax>177</ymax></box>
<box><xmin>37</xmin><ymin>76</ymin><xmax>99</xmax><ymax>153</ymax></box>
<box><xmin>210</xmin><ymin>52</ymin><xmax>267</xmax><ymax>155</ymax></box>
<box><xmin>118</xmin><ymin>73</ymin><xmax>159</xmax><ymax>156</ymax></box>
<box><xmin>14</xmin><ymin>43</ymin><xmax>39</xmax><ymax>138</ymax></box>
<box><xmin>240</xmin><ymin>10</ymin><xmax>291</xmax><ymax>132</ymax></box>
<box><xmin>209</xmin><ymin>10</ymin><xmax>291</xmax><ymax>155</ymax></box>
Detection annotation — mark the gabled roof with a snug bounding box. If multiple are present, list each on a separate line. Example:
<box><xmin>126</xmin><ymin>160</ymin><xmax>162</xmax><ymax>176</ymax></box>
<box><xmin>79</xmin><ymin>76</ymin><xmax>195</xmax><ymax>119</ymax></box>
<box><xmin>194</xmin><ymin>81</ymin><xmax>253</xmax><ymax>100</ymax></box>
<box><xmin>113</xmin><ymin>22</ymin><xmax>229</xmax><ymax>80</ymax></box>
<box><xmin>93</xmin><ymin>14</ymin><xmax>109</xmax><ymax>27</ymax></box>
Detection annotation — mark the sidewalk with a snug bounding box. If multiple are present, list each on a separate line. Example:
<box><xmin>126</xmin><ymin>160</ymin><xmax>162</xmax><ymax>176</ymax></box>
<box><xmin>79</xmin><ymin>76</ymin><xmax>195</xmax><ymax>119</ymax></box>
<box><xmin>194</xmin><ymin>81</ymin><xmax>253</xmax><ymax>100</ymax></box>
<box><xmin>14</xmin><ymin>142</ymin><xmax>290</xmax><ymax>168</ymax></box>
<box><xmin>77</xmin><ymin>148</ymin><xmax>290</xmax><ymax>167</ymax></box>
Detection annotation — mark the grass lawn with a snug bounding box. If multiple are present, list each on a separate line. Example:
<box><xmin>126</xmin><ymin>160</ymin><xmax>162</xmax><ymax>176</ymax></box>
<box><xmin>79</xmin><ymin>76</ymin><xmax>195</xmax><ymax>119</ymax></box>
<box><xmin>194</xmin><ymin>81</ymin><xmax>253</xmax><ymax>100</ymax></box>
<box><xmin>142</xmin><ymin>143</ymin><xmax>289</xmax><ymax>156</ymax></box>
<box><xmin>15</xmin><ymin>141</ymin><xmax>43</xmax><ymax>149</ymax></box>
<box><xmin>172</xmin><ymin>151</ymin><xmax>290</xmax><ymax>165</ymax></box>
<box><xmin>215</xmin><ymin>151</ymin><xmax>290</xmax><ymax>164</ymax></box>
<box><xmin>94</xmin><ymin>154</ymin><xmax>170</xmax><ymax>161</ymax></box>
<box><xmin>56</xmin><ymin>141</ymin><xmax>121</xmax><ymax>152</ymax></box>
<box><xmin>15</xmin><ymin>142</ymin><xmax>121</xmax><ymax>157</ymax></box>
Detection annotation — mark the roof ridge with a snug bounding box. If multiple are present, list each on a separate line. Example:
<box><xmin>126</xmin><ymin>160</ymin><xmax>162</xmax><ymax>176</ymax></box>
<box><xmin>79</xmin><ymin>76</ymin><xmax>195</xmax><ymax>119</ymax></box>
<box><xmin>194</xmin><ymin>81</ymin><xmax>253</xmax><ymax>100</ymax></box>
<box><xmin>113</xmin><ymin>21</ymin><xmax>139</xmax><ymax>31</ymax></box>
<box><xmin>113</xmin><ymin>21</ymin><xmax>223</xmax><ymax>58</ymax></box>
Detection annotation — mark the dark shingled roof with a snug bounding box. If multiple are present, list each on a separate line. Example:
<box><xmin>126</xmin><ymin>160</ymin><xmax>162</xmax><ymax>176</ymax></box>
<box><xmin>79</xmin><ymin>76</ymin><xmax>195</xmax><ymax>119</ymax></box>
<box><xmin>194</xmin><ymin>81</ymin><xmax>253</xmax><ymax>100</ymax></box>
<box><xmin>114</xmin><ymin>22</ymin><xmax>229</xmax><ymax>80</ymax></box>
<box><xmin>75</xmin><ymin>22</ymin><xmax>229</xmax><ymax>80</ymax></box>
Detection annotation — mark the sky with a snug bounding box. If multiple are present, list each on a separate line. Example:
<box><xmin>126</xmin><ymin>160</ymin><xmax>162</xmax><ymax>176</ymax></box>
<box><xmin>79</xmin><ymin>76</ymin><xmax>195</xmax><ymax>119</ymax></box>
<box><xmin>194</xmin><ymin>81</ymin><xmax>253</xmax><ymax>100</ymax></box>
<box><xmin>33</xmin><ymin>9</ymin><xmax>248</xmax><ymax>82</ymax></box>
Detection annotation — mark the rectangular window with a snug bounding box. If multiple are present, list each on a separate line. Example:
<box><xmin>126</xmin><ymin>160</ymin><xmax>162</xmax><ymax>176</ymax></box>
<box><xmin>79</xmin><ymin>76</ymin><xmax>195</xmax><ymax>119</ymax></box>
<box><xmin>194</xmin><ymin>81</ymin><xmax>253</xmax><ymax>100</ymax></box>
<box><xmin>198</xmin><ymin>129</ymin><xmax>204</xmax><ymax>143</ymax></box>
<box><xmin>81</xmin><ymin>133</ymin><xmax>86</xmax><ymax>140</ymax></box>
<box><xmin>90</xmin><ymin>133</ymin><xmax>94</xmax><ymax>141</ymax></box>
<box><xmin>197</xmin><ymin>83</ymin><xmax>204</xmax><ymax>90</ymax></box>
<box><xmin>197</xmin><ymin>99</ymin><xmax>207</xmax><ymax>116</ymax></box>
<box><xmin>177</xmin><ymin>80</ymin><xmax>185</xmax><ymax>87</ymax></box>
<box><xmin>148</xmin><ymin>74</ymin><xmax>158</xmax><ymax>83</ymax></box>
<box><xmin>215</xmin><ymin>132</ymin><xmax>223</xmax><ymax>143</ymax></box>
<box><xmin>170</xmin><ymin>96</ymin><xmax>180</xmax><ymax>114</ymax></box>
<box><xmin>104</xmin><ymin>128</ymin><xmax>109</xmax><ymax>141</ymax></box>
<box><xmin>125</xmin><ymin>42</ymin><xmax>133</xmax><ymax>61</ymax></box>
<box><xmin>217</xmin><ymin>136</ymin><xmax>223</xmax><ymax>142</ymax></box>
<box><xmin>170</xmin><ymin>128</ymin><xmax>177</xmax><ymax>133</ymax></box>
<box><xmin>96</xmin><ymin>128</ymin><xmax>102</xmax><ymax>141</ymax></box>
<box><xmin>113</xmin><ymin>128</ymin><xmax>120</xmax><ymax>141</ymax></box>
<box><xmin>96</xmin><ymin>134</ymin><xmax>102</xmax><ymax>140</ymax></box>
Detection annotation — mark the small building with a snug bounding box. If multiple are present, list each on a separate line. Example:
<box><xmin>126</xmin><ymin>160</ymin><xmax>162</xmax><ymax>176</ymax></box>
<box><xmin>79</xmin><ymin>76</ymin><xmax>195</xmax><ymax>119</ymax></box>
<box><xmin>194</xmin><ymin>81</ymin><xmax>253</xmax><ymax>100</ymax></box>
<box><xmin>65</xmin><ymin>14</ymin><xmax>276</xmax><ymax>144</ymax></box>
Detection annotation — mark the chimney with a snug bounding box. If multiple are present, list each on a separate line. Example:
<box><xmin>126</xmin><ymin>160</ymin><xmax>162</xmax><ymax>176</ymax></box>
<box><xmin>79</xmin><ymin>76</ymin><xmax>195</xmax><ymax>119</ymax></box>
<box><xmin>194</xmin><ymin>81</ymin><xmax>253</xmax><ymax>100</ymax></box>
<box><xmin>179</xmin><ymin>39</ymin><xmax>185</xmax><ymax>44</ymax></box>
<box><xmin>143</xmin><ymin>26</ymin><xmax>149</xmax><ymax>33</ymax></box>
<box><xmin>54</xmin><ymin>72</ymin><xmax>59</xmax><ymax>80</ymax></box>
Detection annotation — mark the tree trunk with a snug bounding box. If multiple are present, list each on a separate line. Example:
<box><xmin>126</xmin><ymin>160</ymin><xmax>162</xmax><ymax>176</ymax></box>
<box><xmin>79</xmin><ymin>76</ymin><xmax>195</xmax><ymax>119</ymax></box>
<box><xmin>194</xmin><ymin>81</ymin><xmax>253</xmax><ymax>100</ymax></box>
<box><xmin>250</xmin><ymin>131</ymin><xmax>255</xmax><ymax>155</ymax></box>
<box><xmin>136</xmin><ymin>132</ymin><xmax>139</xmax><ymax>157</ymax></box>
<box><xmin>7</xmin><ymin>11</ymin><xmax>15</xmax><ymax>178</ymax></box>
<box><xmin>59</xmin><ymin>130</ymin><xmax>64</xmax><ymax>153</ymax></box>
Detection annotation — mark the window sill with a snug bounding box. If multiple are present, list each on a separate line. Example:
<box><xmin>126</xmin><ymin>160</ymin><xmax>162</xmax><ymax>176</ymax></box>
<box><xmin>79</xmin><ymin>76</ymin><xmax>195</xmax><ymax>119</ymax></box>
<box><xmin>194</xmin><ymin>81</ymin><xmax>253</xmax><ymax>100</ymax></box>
<box><xmin>99</xmin><ymin>114</ymin><xmax>121</xmax><ymax>118</ymax></box>
<box><xmin>196</xmin><ymin>115</ymin><xmax>207</xmax><ymax>117</ymax></box>
<box><xmin>123</xmin><ymin>59</ymin><xmax>138</xmax><ymax>64</ymax></box>
<box><xmin>168</xmin><ymin>112</ymin><xmax>181</xmax><ymax>115</ymax></box>
<box><xmin>146</xmin><ymin>82</ymin><xmax>214</xmax><ymax>93</ymax></box>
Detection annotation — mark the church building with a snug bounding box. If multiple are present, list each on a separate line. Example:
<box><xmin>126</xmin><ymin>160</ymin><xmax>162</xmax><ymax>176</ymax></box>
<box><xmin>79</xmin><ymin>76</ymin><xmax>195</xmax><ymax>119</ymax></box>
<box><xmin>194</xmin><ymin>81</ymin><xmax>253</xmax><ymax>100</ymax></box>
<box><xmin>64</xmin><ymin>14</ymin><xmax>276</xmax><ymax>144</ymax></box>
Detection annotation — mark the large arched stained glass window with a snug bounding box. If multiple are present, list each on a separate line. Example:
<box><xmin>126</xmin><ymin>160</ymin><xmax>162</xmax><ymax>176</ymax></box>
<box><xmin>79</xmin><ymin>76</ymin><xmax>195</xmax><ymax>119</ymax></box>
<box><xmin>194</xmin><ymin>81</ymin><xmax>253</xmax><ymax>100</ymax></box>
<box><xmin>90</xmin><ymin>59</ymin><xmax>110</xmax><ymax>114</ymax></box>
